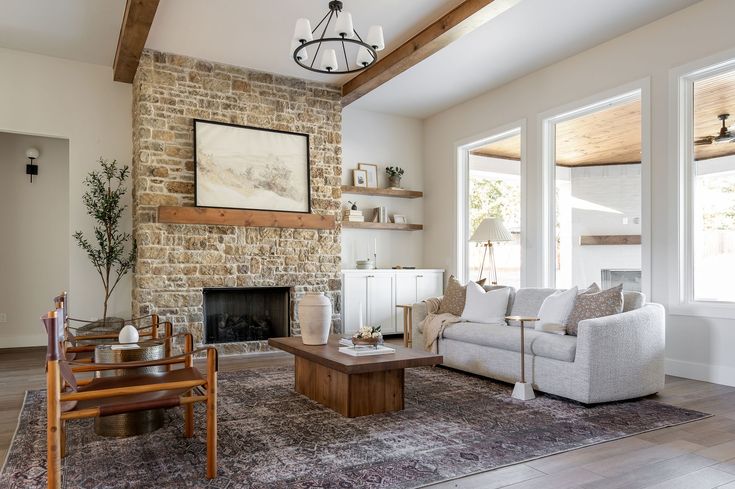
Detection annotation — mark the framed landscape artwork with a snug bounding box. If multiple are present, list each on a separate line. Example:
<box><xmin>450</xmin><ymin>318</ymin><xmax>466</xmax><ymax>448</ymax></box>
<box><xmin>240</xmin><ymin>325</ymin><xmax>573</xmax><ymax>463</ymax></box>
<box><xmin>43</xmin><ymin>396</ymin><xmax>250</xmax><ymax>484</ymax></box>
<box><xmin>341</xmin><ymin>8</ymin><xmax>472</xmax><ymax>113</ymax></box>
<box><xmin>194</xmin><ymin>119</ymin><xmax>311</xmax><ymax>213</ymax></box>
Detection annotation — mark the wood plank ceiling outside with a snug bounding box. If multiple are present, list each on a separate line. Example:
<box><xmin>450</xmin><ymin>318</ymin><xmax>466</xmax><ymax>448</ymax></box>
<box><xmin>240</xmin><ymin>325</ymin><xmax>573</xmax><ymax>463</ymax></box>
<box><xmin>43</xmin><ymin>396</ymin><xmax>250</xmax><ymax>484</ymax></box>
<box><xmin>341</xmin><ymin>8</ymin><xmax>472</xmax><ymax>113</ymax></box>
<box><xmin>113</xmin><ymin>0</ymin><xmax>160</xmax><ymax>83</ymax></box>
<box><xmin>341</xmin><ymin>0</ymin><xmax>519</xmax><ymax>106</ymax></box>
<box><xmin>694</xmin><ymin>68</ymin><xmax>735</xmax><ymax>161</ymax></box>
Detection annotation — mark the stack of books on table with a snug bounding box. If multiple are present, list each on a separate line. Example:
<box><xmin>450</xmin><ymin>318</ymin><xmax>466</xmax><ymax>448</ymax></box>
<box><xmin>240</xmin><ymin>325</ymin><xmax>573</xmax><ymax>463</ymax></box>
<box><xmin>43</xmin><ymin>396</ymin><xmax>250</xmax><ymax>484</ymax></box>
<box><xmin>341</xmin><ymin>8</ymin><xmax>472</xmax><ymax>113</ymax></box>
<box><xmin>338</xmin><ymin>337</ymin><xmax>395</xmax><ymax>356</ymax></box>
<box><xmin>343</xmin><ymin>209</ymin><xmax>364</xmax><ymax>222</ymax></box>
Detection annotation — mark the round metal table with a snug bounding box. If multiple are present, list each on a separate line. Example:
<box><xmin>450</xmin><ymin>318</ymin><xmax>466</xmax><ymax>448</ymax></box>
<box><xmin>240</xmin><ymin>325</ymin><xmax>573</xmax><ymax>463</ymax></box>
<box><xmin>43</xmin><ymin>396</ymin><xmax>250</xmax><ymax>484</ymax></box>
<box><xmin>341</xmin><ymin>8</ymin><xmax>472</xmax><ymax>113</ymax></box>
<box><xmin>94</xmin><ymin>339</ymin><xmax>166</xmax><ymax>437</ymax></box>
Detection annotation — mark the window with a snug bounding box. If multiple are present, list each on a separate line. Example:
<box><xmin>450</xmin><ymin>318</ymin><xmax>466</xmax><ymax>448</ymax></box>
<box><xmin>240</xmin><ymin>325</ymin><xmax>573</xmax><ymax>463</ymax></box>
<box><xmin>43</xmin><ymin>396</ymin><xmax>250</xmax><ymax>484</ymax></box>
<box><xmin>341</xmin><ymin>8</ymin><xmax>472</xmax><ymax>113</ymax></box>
<box><xmin>459</xmin><ymin>128</ymin><xmax>523</xmax><ymax>288</ymax></box>
<box><xmin>544</xmin><ymin>90</ymin><xmax>645</xmax><ymax>292</ymax></box>
<box><xmin>679</xmin><ymin>64</ymin><xmax>735</xmax><ymax>304</ymax></box>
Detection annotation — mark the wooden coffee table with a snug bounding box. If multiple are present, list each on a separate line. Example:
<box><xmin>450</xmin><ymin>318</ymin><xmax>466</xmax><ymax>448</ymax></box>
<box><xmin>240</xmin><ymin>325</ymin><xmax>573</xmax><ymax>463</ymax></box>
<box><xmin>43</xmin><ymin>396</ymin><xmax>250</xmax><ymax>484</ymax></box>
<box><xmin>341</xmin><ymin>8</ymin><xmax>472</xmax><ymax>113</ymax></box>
<box><xmin>268</xmin><ymin>335</ymin><xmax>443</xmax><ymax>417</ymax></box>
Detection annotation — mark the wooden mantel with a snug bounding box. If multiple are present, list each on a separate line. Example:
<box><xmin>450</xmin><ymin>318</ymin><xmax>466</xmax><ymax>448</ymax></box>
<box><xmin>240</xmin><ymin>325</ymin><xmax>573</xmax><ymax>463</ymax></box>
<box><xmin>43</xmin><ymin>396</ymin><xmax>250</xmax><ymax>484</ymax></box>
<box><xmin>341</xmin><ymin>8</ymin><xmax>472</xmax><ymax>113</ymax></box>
<box><xmin>157</xmin><ymin>206</ymin><xmax>336</xmax><ymax>230</ymax></box>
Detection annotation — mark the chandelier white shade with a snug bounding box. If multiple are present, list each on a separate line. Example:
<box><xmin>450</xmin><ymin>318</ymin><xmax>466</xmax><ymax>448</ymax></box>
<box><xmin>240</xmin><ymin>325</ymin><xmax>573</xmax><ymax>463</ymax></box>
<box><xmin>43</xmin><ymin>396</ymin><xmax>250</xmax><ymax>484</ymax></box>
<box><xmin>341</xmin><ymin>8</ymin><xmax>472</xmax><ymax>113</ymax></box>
<box><xmin>320</xmin><ymin>49</ymin><xmax>339</xmax><ymax>72</ymax></box>
<box><xmin>293</xmin><ymin>18</ymin><xmax>313</xmax><ymax>43</ymax></box>
<box><xmin>291</xmin><ymin>1</ymin><xmax>383</xmax><ymax>75</ymax></box>
<box><xmin>367</xmin><ymin>25</ymin><xmax>385</xmax><ymax>51</ymax></box>
<box><xmin>334</xmin><ymin>11</ymin><xmax>354</xmax><ymax>39</ymax></box>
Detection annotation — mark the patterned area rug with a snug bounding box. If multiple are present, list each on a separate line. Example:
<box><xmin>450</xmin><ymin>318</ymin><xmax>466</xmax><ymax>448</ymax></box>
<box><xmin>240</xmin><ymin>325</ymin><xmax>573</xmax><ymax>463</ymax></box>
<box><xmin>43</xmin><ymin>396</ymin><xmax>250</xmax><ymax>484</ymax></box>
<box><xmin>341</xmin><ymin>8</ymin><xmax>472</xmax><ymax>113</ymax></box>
<box><xmin>1</xmin><ymin>366</ymin><xmax>709</xmax><ymax>488</ymax></box>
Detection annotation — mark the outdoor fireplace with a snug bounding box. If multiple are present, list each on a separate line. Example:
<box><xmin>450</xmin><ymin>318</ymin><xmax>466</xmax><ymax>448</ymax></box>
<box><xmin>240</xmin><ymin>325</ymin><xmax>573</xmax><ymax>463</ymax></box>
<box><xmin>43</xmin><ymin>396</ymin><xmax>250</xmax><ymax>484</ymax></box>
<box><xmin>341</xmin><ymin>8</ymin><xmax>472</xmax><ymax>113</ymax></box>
<box><xmin>203</xmin><ymin>287</ymin><xmax>290</xmax><ymax>344</ymax></box>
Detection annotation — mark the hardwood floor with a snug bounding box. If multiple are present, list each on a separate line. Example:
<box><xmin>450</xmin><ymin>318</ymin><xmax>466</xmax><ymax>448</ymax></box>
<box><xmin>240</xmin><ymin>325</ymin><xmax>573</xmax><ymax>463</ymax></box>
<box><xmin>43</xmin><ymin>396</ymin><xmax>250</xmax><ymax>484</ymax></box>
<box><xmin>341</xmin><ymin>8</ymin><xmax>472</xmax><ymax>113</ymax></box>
<box><xmin>3</xmin><ymin>347</ymin><xmax>735</xmax><ymax>488</ymax></box>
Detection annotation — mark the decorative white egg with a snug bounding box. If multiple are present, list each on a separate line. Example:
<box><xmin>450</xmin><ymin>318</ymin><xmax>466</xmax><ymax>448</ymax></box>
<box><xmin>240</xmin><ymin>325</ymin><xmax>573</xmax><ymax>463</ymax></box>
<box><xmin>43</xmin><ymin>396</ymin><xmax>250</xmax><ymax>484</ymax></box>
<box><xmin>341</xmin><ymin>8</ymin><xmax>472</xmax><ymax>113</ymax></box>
<box><xmin>118</xmin><ymin>324</ymin><xmax>139</xmax><ymax>344</ymax></box>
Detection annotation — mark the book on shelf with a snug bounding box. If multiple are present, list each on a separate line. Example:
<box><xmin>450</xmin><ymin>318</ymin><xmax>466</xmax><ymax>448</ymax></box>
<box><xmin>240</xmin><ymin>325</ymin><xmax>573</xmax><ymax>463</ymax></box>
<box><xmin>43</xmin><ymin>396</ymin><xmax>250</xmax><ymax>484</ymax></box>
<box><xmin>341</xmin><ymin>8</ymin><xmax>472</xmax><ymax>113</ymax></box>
<box><xmin>346</xmin><ymin>216</ymin><xmax>364</xmax><ymax>222</ymax></box>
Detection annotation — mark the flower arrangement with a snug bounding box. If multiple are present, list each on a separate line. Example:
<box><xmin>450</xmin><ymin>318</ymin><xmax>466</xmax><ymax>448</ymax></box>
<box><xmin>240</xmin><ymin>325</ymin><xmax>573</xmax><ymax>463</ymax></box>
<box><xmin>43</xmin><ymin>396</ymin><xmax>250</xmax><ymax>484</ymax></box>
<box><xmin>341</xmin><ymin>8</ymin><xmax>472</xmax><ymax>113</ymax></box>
<box><xmin>352</xmin><ymin>325</ymin><xmax>383</xmax><ymax>346</ymax></box>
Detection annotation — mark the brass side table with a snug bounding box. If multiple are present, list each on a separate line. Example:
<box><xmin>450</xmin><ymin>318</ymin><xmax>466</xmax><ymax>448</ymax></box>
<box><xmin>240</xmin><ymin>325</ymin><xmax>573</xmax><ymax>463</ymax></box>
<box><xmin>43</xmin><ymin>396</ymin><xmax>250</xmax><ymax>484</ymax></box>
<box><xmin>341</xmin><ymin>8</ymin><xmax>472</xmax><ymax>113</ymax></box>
<box><xmin>396</xmin><ymin>304</ymin><xmax>414</xmax><ymax>347</ymax></box>
<box><xmin>94</xmin><ymin>340</ymin><xmax>166</xmax><ymax>437</ymax></box>
<box><xmin>505</xmin><ymin>316</ymin><xmax>540</xmax><ymax>401</ymax></box>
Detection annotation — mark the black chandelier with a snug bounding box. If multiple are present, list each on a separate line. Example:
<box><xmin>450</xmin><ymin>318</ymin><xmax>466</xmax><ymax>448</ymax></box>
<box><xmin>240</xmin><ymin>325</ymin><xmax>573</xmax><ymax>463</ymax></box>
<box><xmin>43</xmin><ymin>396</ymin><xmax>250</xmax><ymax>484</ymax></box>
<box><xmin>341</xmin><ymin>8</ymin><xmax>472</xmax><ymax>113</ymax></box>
<box><xmin>291</xmin><ymin>0</ymin><xmax>384</xmax><ymax>75</ymax></box>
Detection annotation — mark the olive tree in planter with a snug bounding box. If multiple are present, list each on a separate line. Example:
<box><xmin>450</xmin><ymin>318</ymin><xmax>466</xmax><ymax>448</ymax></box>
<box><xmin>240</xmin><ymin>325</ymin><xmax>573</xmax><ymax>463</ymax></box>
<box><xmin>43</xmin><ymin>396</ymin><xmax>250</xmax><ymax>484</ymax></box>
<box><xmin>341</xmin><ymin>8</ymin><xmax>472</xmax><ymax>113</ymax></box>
<box><xmin>73</xmin><ymin>158</ymin><xmax>136</xmax><ymax>325</ymax></box>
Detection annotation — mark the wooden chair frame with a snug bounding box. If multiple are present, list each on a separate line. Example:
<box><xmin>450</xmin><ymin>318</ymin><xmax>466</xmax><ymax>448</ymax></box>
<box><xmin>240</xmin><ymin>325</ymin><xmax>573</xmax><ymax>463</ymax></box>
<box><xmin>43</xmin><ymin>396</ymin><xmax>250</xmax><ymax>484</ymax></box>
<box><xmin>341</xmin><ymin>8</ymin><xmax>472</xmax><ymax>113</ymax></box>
<box><xmin>43</xmin><ymin>309</ymin><xmax>218</xmax><ymax>489</ymax></box>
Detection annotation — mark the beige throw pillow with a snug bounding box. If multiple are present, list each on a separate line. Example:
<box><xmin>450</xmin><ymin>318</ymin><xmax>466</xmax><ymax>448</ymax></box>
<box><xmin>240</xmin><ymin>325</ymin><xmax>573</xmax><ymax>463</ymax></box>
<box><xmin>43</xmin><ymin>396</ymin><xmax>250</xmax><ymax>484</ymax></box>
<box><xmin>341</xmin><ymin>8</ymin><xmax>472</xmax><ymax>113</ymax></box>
<box><xmin>438</xmin><ymin>275</ymin><xmax>486</xmax><ymax>316</ymax></box>
<box><xmin>565</xmin><ymin>284</ymin><xmax>624</xmax><ymax>336</ymax></box>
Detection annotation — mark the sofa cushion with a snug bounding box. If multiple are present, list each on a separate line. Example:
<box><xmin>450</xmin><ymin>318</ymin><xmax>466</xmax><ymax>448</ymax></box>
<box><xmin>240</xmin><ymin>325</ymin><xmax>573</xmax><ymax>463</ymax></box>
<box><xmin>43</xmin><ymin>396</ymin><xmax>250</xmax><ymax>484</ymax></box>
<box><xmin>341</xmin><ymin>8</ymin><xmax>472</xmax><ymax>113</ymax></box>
<box><xmin>537</xmin><ymin>287</ymin><xmax>578</xmax><ymax>332</ymax></box>
<box><xmin>508</xmin><ymin>288</ymin><xmax>557</xmax><ymax>326</ymax></box>
<box><xmin>461</xmin><ymin>283</ymin><xmax>510</xmax><ymax>323</ymax></box>
<box><xmin>442</xmin><ymin>322</ymin><xmax>577</xmax><ymax>363</ymax></box>
<box><xmin>623</xmin><ymin>291</ymin><xmax>646</xmax><ymax>312</ymax></box>
<box><xmin>438</xmin><ymin>276</ymin><xmax>486</xmax><ymax>316</ymax></box>
<box><xmin>484</xmin><ymin>285</ymin><xmax>516</xmax><ymax>316</ymax></box>
<box><xmin>566</xmin><ymin>284</ymin><xmax>624</xmax><ymax>336</ymax></box>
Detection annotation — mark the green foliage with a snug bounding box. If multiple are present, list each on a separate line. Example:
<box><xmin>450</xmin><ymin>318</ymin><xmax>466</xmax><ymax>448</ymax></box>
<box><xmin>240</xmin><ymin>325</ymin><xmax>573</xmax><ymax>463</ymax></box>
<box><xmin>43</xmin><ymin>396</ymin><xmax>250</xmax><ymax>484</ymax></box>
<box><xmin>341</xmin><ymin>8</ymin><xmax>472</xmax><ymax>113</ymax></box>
<box><xmin>700</xmin><ymin>174</ymin><xmax>735</xmax><ymax>231</ymax></box>
<box><xmin>73</xmin><ymin>158</ymin><xmax>136</xmax><ymax>321</ymax></box>
<box><xmin>385</xmin><ymin>166</ymin><xmax>405</xmax><ymax>178</ymax></box>
<box><xmin>469</xmin><ymin>176</ymin><xmax>521</xmax><ymax>233</ymax></box>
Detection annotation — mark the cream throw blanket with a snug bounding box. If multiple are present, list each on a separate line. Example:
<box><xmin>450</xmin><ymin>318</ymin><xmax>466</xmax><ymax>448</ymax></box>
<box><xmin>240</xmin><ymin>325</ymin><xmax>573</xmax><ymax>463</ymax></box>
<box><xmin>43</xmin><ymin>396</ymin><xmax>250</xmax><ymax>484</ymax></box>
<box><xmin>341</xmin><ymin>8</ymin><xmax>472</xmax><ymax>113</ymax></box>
<box><xmin>420</xmin><ymin>297</ymin><xmax>463</xmax><ymax>354</ymax></box>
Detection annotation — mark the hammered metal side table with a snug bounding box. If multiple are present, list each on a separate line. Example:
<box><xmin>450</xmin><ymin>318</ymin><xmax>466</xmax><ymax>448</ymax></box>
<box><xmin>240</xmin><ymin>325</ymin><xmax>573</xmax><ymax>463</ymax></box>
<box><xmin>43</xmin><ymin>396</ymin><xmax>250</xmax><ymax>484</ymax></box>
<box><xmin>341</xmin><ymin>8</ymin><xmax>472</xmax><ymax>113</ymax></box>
<box><xmin>94</xmin><ymin>340</ymin><xmax>166</xmax><ymax>437</ymax></box>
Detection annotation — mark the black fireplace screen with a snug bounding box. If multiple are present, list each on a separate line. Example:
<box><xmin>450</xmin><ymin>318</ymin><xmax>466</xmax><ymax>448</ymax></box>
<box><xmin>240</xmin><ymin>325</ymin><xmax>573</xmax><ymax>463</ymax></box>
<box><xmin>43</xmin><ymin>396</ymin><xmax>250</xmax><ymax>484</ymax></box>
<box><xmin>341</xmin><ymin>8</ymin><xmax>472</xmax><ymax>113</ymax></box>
<box><xmin>203</xmin><ymin>287</ymin><xmax>290</xmax><ymax>344</ymax></box>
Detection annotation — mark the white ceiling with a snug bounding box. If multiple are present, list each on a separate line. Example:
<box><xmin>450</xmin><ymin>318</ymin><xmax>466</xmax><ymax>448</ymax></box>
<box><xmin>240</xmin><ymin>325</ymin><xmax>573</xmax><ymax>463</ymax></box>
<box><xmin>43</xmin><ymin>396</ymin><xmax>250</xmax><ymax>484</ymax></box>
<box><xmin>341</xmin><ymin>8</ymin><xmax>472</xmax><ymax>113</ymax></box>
<box><xmin>0</xmin><ymin>0</ymin><xmax>702</xmax><ymax>119</ymax></box>
<box><xmin>350</xmin><ymin>0</ymin><xmax>700</xmax><ymax>118</ymax></box>
<box><xmin>146</xmin><ymin>0</ymin><xmax>466</xmax><ymax>85</ymax></box>
<box><xmin>0</xmin><ymin>0</ymin><xmax>126</xmax><ymax>65</ymax></box>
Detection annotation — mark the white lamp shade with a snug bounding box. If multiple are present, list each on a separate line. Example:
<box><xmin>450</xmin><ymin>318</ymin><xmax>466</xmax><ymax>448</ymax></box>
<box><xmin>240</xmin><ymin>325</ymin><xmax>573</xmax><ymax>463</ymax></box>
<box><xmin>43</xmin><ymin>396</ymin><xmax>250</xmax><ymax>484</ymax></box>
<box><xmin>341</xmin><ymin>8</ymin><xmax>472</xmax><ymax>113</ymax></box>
<box><xmin>320</xmin><ymin>49</ymin><xmax>338</xmax><ymax>72</ymax></box>
<box><xmin>334</xmin><ymin>11</ymin><xmax>354</xmax><ymax>38</ymax></box>
<box><xmin>293</xmin><ymin>18</ymin><xmax>313</xmax><ymax>43</ymax></box>
<box><xmin>356</xmin><ymin>46</ymin><xmax>373</xmax><ymax>67</ymax></box>
<box><xmin>367</xmin><ymin>25</ymin><xmax>385</xmax><ymax>51</ymax></box>
<box><xmin>470</xmin><ymin>217</ymin><xmax>513</xmax><ymax>243</ymax></box>
<box><xmin>26</xmin><ymin>147</ymin><xmax>40</xmax><ymax>159</ymax></box>
<box><xmin>291</xmin><ymin>39</ymin><xmax>308</xmax><ymax>62</ymax></box>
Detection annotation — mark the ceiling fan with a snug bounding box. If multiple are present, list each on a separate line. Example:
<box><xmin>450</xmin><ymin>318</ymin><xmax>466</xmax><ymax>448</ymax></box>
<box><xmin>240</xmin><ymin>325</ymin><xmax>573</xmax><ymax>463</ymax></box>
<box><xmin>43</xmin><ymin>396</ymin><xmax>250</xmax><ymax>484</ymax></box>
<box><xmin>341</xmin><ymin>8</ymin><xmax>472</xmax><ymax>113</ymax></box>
<box><xmin>695</xmin><ymin>113</ymin><xmax>735</xmax><ymax>145</ymax></box>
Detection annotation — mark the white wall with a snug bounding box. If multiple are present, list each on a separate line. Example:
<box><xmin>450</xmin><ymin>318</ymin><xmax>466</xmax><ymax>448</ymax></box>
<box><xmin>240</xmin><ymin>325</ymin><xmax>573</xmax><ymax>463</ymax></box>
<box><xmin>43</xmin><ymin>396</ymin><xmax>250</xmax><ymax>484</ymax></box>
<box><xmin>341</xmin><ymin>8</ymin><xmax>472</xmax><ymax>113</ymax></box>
<box><xmin>0</xmin><ymin>133</ymin><xmax>69</xmax><ymax>347</ymax></box>
<box><xmin>341</xmin><ymin>107</ymin><xmax>424</xmax><ymax>269</ymax></box>
<box><xmin>0</xmin><ymin>48</ymin><xmax>133</xmax><ymax>334</ymax></box>
<box><xmin>422</xmin><ymin>0</ymin><xmax>735</xmax><ymax>384</ymax></box>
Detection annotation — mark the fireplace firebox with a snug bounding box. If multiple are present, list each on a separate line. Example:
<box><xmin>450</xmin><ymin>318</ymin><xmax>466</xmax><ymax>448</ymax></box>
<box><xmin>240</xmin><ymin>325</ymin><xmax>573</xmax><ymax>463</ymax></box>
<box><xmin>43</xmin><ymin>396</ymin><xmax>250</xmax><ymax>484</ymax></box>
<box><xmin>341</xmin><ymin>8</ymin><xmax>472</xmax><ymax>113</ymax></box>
<box><xmin>203</xmin><ymin>287</ymin><xmax>290</xmax><ymax>344</ymax></box>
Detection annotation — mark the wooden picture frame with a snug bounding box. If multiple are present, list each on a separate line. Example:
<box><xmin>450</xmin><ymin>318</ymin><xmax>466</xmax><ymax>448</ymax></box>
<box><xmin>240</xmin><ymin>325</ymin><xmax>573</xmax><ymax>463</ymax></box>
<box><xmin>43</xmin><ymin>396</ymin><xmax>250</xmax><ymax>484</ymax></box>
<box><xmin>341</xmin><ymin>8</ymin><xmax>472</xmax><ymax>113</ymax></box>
<box><xmin>353</xmin><ymin>169</ymin><xmax>368</xmax><ymax>187</ymax></box>
<box><xmin>194</xmin><ymin>119</ymin><xmax>311</xmax><ymax>213</ymax></box>
<box><xmin>358</xmin><ymin>163</ymin><xmax>379</xmax><ymax>188</ymax></box>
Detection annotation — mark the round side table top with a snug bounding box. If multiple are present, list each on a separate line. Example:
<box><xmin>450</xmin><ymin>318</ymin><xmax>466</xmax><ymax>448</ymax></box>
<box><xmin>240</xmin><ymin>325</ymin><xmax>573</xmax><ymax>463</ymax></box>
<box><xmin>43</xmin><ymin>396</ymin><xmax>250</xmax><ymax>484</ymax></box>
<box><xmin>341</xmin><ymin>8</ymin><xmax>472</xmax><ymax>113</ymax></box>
<box><xmin>505</xmin><ymin>316</ymin><xmax>540</xmax><ymax>322</ymax></box>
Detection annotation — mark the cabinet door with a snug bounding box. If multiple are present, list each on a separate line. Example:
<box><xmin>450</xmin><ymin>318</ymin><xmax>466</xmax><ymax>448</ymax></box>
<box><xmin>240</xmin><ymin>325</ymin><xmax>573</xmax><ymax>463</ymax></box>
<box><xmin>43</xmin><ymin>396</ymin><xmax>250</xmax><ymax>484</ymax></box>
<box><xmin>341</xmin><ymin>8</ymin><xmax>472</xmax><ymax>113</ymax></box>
<box><xmin>343</xmin><ymin>275</ymin><xmax>368</xmax><ymax>335</ymax></box>
<box><xmin>367</xmin><ymin>274</ymin><xmax>395</xmax><ymax>334</ymax></box>
<box><xmin>417</xmin><ymin>272</ymin><xmax>444</xmax><ymax>302</ymax></box>
<box><xmin>394</xmin><ymin>273</ymin><xmax>418</xmax><ymax>334</ymax></box>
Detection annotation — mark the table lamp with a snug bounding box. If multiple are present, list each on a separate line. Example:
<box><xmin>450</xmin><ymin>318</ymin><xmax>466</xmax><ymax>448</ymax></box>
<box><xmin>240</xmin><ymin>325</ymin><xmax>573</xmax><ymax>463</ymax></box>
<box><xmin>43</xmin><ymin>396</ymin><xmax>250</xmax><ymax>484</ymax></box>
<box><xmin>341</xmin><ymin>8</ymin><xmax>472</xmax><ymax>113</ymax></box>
<box><xmin>470</xmin><ymin>217</ymin><xmax>512</xmax><ymax>284</ymax></box>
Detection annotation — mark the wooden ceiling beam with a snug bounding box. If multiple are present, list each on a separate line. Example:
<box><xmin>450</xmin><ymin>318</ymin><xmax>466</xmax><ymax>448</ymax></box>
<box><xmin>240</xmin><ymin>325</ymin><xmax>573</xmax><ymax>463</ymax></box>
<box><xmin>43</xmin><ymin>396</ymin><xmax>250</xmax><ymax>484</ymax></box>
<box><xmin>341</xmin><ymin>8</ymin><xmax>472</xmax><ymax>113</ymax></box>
<box><xmin>341</xmin><ymin>0</ymin><xmax>518</xmax><ymax>106</ymax></box>
<box><xmin>113</xmin><ymin>0</ymin><xmax>160</xmax><ymax>83</ymax></box>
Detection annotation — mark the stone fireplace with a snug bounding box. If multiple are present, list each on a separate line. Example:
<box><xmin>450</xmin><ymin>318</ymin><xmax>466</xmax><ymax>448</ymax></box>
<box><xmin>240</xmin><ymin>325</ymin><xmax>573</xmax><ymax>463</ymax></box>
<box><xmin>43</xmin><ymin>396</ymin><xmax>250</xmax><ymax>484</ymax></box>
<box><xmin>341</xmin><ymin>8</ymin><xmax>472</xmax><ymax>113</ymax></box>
<box><xmin>131</xmin><ymin>50</ymin><xmax>342</xmax><ymax>354</ymax></box>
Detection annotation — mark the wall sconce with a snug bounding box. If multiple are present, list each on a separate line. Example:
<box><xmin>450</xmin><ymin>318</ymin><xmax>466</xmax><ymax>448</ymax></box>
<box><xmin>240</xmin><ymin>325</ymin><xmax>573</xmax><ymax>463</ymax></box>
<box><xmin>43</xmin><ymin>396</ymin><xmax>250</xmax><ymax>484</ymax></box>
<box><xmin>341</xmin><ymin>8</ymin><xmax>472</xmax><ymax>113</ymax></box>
<box><xmin>25</xmin><ymin>147</ymin><xmax>39</xmax><ymax>183</ymax></box>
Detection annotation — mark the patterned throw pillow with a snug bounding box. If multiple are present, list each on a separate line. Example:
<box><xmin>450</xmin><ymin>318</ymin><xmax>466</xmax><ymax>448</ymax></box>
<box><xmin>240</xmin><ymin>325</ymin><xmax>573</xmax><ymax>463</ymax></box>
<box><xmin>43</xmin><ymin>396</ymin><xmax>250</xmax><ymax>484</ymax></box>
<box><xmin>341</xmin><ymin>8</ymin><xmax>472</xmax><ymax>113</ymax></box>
<box><xmin>565</xmin><ymin>284</ymin><xmax>624</xmax><ymax>336</ymax></box>
<box><xmin>438</xmin><ymin>276</ymin><xmax>486</xmax><ymax>316</ymax></box>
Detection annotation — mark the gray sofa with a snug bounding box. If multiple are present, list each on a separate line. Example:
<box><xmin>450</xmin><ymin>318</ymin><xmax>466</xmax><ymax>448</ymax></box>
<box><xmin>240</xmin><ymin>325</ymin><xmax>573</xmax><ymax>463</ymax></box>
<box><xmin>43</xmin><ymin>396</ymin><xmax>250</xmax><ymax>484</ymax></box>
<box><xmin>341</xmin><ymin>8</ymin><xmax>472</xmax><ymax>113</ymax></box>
<box><xmin>411</xmin><ymin>287</ymin><xmax>665</xmax><ymax>404</ymax></box>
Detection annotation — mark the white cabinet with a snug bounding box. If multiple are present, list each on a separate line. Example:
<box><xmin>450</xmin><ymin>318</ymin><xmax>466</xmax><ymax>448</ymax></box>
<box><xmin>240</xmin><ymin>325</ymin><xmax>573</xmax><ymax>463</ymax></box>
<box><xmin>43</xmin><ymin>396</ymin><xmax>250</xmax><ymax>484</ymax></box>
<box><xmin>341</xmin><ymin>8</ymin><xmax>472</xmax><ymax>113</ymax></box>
<box><xmin>342</xmin><ymin>270</ymin><xmax>444</xmax><ymax>335</ymax></box>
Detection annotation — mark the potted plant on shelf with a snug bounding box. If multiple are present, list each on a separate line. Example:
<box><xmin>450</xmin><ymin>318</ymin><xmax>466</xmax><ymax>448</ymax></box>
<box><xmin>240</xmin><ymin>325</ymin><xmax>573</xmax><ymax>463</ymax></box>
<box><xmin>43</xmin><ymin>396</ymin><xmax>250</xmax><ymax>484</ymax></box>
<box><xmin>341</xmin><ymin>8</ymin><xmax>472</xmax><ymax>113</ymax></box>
<box><xmin>73</xmin><ymin>158</ymin><xmax>136</xmax><ymax>327</ymax></box>
<box><xmin>385</xmin><ymin>166</ymin><xmax>405</xmax><ymax>189</ymax></box>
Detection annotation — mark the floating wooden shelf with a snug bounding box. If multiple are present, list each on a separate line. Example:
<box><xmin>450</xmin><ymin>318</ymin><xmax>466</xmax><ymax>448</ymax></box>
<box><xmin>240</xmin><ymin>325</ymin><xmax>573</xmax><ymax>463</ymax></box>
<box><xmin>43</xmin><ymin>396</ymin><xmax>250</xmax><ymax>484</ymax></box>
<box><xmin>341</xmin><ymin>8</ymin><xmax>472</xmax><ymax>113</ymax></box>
<box><xmin>580</xmin><ymin>235</ymin><xmax>641</xmax><ymax>246</ymax></box>
<box><xmin>342</xmin><ymin>221</ymin><xmax>423</xmax><ymax>231</ymax></box>
<box><xmin>341</xmin><ymin>186</ymin><xmax>423</xmax><ymax>199</ymax></box>
<box><xmin>157</xmin><ymin>206</ymin><xmax>336</xmax><ymax>229</ymax></box>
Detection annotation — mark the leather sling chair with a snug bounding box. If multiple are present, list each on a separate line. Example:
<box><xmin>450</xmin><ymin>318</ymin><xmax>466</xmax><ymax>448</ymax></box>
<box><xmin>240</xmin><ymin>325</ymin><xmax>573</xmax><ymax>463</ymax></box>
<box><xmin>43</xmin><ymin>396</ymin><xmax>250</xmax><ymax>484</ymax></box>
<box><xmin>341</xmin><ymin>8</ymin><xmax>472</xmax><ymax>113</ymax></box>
<box><xmin>43</xmin><ymin>308</ymin><xmax>218</xmax><ymax>489</ymax></box>
<box><xmin>54</xmin><ymin>292</ymin><xmax>174</xmax><ymax>363</ymax></box>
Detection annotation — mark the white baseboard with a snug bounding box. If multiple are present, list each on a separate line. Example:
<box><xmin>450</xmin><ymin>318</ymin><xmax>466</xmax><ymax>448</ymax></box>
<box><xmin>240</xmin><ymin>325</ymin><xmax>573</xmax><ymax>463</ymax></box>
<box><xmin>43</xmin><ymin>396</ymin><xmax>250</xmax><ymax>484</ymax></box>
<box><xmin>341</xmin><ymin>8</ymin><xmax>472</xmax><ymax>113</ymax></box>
<box><xmin>666</xmin><ymin>358</ymin><xmax>735</xmax><ymax>387</ymax></box>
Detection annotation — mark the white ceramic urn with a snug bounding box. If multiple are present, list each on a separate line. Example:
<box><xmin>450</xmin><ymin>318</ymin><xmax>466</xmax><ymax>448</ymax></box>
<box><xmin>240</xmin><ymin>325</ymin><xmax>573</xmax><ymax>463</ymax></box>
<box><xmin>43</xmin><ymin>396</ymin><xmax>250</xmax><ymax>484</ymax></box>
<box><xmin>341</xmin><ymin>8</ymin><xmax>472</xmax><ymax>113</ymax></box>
<box><xmin>118</xmin><ymin>324</ymin><xmax>139</xmax><ymax>344</ymax></box>
<box><xmin>298</xmin><ymin>292</ymin><xmax>332</xmax><ymax>345</ymax></box>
